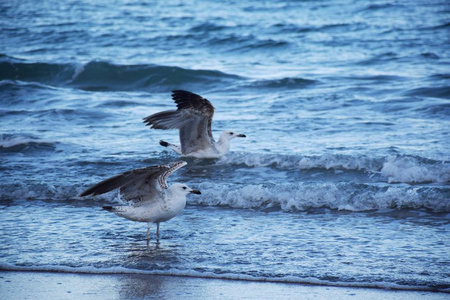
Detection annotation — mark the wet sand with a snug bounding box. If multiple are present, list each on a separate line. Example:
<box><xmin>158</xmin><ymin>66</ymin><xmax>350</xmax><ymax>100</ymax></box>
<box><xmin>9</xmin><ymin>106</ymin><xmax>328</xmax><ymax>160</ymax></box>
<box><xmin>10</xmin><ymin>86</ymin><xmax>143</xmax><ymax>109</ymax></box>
<box><xmin>0</xmin><ymin>271</ymin><xmax>448</xmax><ymax>300</ymax></box>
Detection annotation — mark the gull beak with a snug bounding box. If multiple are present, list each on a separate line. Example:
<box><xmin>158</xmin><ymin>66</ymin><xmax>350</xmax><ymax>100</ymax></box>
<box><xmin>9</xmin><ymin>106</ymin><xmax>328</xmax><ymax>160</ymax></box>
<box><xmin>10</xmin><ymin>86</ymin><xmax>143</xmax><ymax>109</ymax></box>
<box><xmin>190</xmin><ymin>189</ymin><xmax>201</xmax><ymax>195</ymax></box>
<box><xmin>236</xmin><ymin>134</ymin><xmax>246</xmax><ymax>138</ymax></box>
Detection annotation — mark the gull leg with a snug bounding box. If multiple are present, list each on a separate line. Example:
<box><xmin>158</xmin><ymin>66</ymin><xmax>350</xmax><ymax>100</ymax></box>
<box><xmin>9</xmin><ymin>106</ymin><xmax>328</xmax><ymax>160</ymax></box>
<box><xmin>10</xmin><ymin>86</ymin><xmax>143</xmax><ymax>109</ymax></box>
<box><xmin>156</xmin><ymin>222</ymin><xmax>160</xmax><ymax>241</ymax></box>
<box><xmin>146</xmin><ymin>222</ymin><xmax>152</xmax><ymax>245</ymax></box>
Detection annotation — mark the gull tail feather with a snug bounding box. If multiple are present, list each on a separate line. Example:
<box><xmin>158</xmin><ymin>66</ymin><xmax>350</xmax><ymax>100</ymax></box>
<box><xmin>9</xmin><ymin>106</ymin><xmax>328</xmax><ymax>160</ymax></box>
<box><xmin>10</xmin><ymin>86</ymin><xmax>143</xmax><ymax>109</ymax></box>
<box><xmin>102</xmin><ymin>205</ymin><xmax>130</xmax><ymax>219</ymax></box>
<box><xmin>102</xmin><ymin>205</ymin><xmax>114</xmax><ymax>211</ymax></box>
<box><xmin>160</xmin><ymin>140</ymin><xmax>182</xmax><ymax>154</ymax></box>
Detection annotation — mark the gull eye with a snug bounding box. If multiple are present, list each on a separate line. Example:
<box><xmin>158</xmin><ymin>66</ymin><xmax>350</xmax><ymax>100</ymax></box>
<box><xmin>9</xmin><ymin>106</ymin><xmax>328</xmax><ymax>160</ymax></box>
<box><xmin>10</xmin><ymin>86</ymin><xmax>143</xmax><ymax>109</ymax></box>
<box><xmin>229</xmin><ymin>132</ymin><xmax>234</xmax><ymax>135</ymax></box>
<box><xmin>182</xmin><ymin>186</ymin><xmax>187</xmax><ymax>190</ymax></box>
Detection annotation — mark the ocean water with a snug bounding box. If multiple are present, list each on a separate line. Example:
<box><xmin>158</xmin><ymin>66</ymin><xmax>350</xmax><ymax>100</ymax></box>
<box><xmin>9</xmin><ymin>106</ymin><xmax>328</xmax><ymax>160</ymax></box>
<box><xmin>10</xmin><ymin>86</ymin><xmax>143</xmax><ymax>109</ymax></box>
<box><xmin>1</xmin><ymin>0</ymin><xmax>449</xmax><ymax>293</ymax></box>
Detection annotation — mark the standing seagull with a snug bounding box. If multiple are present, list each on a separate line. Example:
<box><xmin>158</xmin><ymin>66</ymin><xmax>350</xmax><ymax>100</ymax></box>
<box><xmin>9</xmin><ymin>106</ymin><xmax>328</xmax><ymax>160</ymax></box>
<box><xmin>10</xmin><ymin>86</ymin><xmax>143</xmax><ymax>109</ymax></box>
<box><xmin>143</xmin><ymin>90</ymin><xmax>246</xmax><ymax>158</ymax></box>
<box><xmin>79</xmin><ymin>161</ymin><xmax>200</xmax><ymax>244</ymax></box>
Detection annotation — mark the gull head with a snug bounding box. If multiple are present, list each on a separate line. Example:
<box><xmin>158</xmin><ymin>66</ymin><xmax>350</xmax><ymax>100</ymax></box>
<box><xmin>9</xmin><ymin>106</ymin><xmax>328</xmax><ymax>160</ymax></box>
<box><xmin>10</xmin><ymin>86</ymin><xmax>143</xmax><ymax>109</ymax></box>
<box><xmin>169</xmin><ymin>183</ymin><xmax>201</xmax><ymax>196</ymax></box>
<box><xmin>220</xmin><ymin>131</ymin><xmax>246</xmax><ymax>141</ymax></box>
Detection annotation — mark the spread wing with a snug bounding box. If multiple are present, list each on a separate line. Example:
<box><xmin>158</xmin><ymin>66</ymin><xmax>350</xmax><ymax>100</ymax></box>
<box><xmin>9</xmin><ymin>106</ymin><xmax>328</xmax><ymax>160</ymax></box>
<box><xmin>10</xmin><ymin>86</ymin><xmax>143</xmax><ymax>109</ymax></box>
<box><xmin>79</xmin><ymin>161</ymin><xmax>187</xmax><ymax>204</ymax></box>
<box><xmin>143</xmin><ymin>90</ymin><xmax>215</xmax><ymax>154</ymax></box>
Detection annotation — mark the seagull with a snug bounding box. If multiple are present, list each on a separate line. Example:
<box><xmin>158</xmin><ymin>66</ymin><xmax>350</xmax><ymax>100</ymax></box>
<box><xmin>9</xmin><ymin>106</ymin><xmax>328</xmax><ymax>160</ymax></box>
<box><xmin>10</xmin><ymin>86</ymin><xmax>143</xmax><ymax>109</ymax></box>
<box><xmin>143</xmin><ymin>90</ymin><xmax>246</xmax><ymax>158</ymax></box>
<box><xmin>79</xmin><ymin>161</ymin><xmax>200</xmax><ymax>244</ymax></box>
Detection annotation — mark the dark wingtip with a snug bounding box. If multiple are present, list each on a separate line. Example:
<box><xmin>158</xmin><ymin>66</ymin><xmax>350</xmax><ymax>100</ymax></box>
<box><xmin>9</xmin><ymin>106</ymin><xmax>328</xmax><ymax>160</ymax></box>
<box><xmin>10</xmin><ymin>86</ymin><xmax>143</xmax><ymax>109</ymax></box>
<box><xmin>79</xmin><ymin>190</ymin><xmax>91</xmax><ymax>197</ymax></box>
<box><xmin>102</xmin><ymin>206</ymin><xmax>113</xmax><ymax>211</ymax></box>
<box><xmin>79</xmin><ymin>190</ymin><xmax>100</xmax><ymax>197</ymax></box>
<box><xmin>160</xmin><ymin>140</ymin><xmax>169</xmax><ymax>147</ymax></box>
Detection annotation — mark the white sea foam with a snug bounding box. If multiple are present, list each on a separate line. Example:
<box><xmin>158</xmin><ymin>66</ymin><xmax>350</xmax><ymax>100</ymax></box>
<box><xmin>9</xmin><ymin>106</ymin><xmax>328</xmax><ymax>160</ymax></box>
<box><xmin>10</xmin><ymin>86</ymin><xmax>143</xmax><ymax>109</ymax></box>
<box><xmin>192</xmin><ymin>182</ymin><xmax>450</xmax><ymax>212</ymax></box>
<box><xmin>218</xmin><ymin>152</ymin><xmax>381</xmax><ymax>171</ymax></box>
<box><xmin>381</xmin><ymin>155</ymin><xmax>450</xmax><ymax>183</ymax></box>
<box><xmin>219</xmin><ymin>152</ymin><xmax>450</xmax><ymax>184</ymax></box>
<box><xmin>71</xmin><ymin>63</ymin><xmax>85</xmax><ymax>81</ymax></box>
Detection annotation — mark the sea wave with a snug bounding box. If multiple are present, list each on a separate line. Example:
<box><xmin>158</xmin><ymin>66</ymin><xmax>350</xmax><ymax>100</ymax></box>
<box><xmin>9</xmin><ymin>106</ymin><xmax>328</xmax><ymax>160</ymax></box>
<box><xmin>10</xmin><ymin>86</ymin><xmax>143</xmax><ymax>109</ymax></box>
<box><xmin>0</xmin><ymin>57</ymin><xmax>242</xmax><ymax>92</ymax></box>
<box><xmin>2</xmin><ymin>180</ymin><xmax>448</xmax><ymax>213</ymax></box>
<box><xmin>218</xmin><ymin>152</ymin><xmax>450</xmax><ymax>184</ymax></box>
<box><xmin>363</xmin><ymin>3</ymin><xmax>406</xmax><ymax>11</ymax></box>
<box><xmin>0</xmin><ymin>134</ymin><xmax>56</xmax><ymax>152</ymax></box>
<box><xmin>414</xmin><ymin>102</ymin><xmax>450</xmax><ymax>118</ymax></box>
<box><xmin>204</xmin><ymin>34</ymin><xmax>289</xmax><ymax>52</ymax></box>
<box><xmin>192</xmin><ymin>182</ymin><xmax>450</xmax><ymax>212</ymax></box>
<box><xmin>218</xmin><ymin>152</ymin><xmax>381</xmax><ymax>171</ymax></box>
<box><xmin>70</xmin><ymin>61</ymin><xmax>241</xmax><ymax>92</ymax></box>
<box><xmin>405</xmin><ymin>86</ymin><xmax>450</xmax><ymax>99</ymax></box>
<box><xmin>269</xmin><ymin>22</ymin><xmax>368</xmax><ymax>35</ymax></box>
<box><xmin>2</xmin><ymin>150</ymin><xmax>448</xmax><ymax>211</ymax></box>
<box><xmin>381</xmin><ymin>155</ymin><xmax>450</xmax><ymax>184</ymax></box>
<box><xmin>0</xmin><ymin>183</ymin><xmax>83</xmax><ymax>202</ymax></box>
<box><xmin>0</xmin><ymin>264</ymin><xmax>447</xmax><ymax>292</ymax></box>
<box><xmin>245</xmin><ymin>77</ymin><xmax>317</xmax><ymax>89</ymax></box>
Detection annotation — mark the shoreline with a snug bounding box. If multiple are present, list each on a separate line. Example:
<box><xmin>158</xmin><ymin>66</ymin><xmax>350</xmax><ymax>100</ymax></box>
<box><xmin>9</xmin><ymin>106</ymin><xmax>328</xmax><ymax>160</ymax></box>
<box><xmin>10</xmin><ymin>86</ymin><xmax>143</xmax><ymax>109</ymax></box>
<box><xmin>1</xmin><ymin>270</ymin><xmax>448</xmax><ymax>300</ymax></box>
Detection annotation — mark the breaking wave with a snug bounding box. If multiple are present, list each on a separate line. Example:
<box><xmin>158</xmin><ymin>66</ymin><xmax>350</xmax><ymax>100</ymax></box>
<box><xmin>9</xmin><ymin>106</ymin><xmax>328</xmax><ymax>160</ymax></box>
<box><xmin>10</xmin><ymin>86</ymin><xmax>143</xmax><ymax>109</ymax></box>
<box><xmin>193</xmin><ymin>181</ymin><xmax>450</xmax><ymax>213</ymax></box>
<box><xmin>219</xmin><ymin>152</ymin><xmax>450</xmax><ymax>184</ymax></box>
<box><xmin>2</xmin><ymin>152</ymin><xmax>449</xmax><ymax>213</ymax></box>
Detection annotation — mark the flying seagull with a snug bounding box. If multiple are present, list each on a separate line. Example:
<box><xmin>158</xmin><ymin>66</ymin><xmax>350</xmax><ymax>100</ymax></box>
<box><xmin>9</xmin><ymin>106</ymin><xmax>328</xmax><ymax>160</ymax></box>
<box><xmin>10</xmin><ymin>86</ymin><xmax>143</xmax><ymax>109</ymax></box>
<box><xmin>143</xmin><ymin>90</ymin><xmax>246</xmax><ymax>158</ymax></box>
<box><xmin>79</xmin><ymin>161</ymin><xmax>200</xmax><ymax>244</ymax></box>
